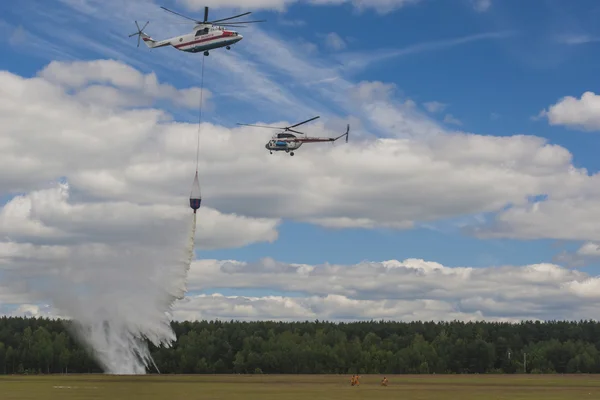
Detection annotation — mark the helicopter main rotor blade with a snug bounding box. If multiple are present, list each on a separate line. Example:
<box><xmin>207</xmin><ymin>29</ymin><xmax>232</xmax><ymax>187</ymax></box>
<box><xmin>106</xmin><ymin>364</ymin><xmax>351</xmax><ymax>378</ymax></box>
<box><xmin>219</xmin><ymin>20</ymin><xmax>266</xmax><ymax>25</ymax></box>
<box><xmin>160</xmin><ymin>6</ymin><xmax>200</xmax><ymax>23</ymax></box>
<box><xmin>237</xmin><ymin>123</ymin><xmax>287</xmax><ymax>130</ymax></box>
<box><xmin>289</xmin><ymin>116</ymin><xmax>320</xmax><ymax>128</ymax></box>
<box><xmin>210</xmin><ymin>11</ymin><xmax>251</xmax><ymax>24</ymax></box>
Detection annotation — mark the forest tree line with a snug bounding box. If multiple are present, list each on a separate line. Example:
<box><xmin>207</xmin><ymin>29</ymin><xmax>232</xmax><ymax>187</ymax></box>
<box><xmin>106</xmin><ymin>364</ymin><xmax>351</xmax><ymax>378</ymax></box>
<box><xmin>1</xmin><ymin>317</ymin><xmax>600</xmax><ymax>374</ymax></box>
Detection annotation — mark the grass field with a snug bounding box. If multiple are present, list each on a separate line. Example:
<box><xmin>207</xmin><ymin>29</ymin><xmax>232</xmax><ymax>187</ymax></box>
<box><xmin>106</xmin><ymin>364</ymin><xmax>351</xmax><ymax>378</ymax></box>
<box><xmin>2</xmin><ymin>374</ymin><xmax>600</xmax><ymax>400</ymax></box>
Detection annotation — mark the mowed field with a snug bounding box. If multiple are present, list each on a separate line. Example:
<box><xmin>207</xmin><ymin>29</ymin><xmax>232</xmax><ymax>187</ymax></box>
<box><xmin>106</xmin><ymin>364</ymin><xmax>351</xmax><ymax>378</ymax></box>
<box><xmin>1</xmin><ymin>374</ymin><xmax>600</xmax><ymax>400</ymax></box>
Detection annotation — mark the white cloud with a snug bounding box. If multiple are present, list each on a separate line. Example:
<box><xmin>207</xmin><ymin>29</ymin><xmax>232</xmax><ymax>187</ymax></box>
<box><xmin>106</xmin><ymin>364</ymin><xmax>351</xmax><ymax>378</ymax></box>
<box><xmin>443</xmin><ymin>113</ymin><xmax>462</xmax><ymax>125</ymax></box>
<box><xmin>324</xmin><ymin>32</ymin><xmax>346</xmax><ymax>51</ymax></box>
<box><xmin>1</xmin><ymin>60</ymin><xmax>599</xmax><ymax>238</ymax></box>
<box><xmin>553</xmin><ymin>242</ymin><xmax>600</xmax><ymax>268</ymax></box>
<box><xmin>471</xmin><ymin>195</ymin><xmax>600</xmax><ymax>242</ymax></box>
<box><xmin>423</xmin><ymin>101</ymin><xmax>447</xmax><ymax>113</ymax></box>
<box><xmin>576</xmin><ymin>242</ymin><xmax>600</xmax><ymax>257</ymax></box>
<box><xmin>6</xmin><ymin>257</ymin><xmax>600</xmax><ymax>322</ymax></box>
<box><xmin>39</xmin><ymin>59</ymin><xmax>211</xmax><ymax>109</ymax></box>
<box><xmin>539</xmin><ymin>92</ymin><xmax>600</xmax><ymax>131</ymax></box>
<box><xmin>145</xmin><ymin>257</ymin><xmax>600</xmax><ymax>321</ymax></box>
<box><xmin>471</xmin><ymin>0</ymin><xmax>491</xmax><ymax>13</ymax></box>
<box><xmin>0</xmin><ymin>183</ymin><xmax>279</xmax><ymax>251</ymax></box>
<box><xmin>350</xmin><ymin>81</ymin><xmax>396</xmax><ymax>102</ymax></box>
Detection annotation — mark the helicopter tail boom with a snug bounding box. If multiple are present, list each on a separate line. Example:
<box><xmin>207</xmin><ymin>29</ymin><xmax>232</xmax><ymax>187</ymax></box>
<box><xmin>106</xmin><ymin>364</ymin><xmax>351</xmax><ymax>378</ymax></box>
<box><xmin>140</xmin><ymin>34</ymin><xmax>171</xmax><ymax>49</ymax></box>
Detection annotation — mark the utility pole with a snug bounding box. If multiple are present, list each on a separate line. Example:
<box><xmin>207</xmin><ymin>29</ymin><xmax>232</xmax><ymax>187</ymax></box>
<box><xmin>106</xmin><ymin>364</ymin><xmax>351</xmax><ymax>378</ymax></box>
<box><xmin>524</xmin><ymin>353</ymin><xmax>527</xmax><ymax>373</ymax></box>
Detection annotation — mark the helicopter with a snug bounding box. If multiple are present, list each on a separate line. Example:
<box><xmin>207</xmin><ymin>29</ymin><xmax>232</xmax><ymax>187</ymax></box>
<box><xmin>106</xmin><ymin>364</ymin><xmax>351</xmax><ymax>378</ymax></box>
<box><xmin>128</xmin><ymin>6</ymin><xmax>265</xmax><ymax>56</ymax></box>
<box><xmin>237</xmin><ymin>116</ymin><xmax>350</xmax><ymax>156</ymax></box>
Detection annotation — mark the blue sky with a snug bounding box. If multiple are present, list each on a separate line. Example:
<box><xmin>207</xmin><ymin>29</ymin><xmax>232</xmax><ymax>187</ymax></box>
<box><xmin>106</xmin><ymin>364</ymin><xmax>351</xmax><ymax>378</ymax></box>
<box><xmin>2</xmin><ymin>0</ymin><xmax>600</xmax><ymax>295</ymax></box>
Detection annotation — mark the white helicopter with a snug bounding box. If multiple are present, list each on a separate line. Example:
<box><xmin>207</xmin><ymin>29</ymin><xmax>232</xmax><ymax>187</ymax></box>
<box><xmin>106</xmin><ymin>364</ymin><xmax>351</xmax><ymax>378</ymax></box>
<box><xmin>129</xmin><ymin>6</ymin><xmax>265</xmax><ymax>56</ymax></box>
<box><xmin>237</xmin><ymin>116</ymin><xmax>350</xmax><ymax>156</ymax></box>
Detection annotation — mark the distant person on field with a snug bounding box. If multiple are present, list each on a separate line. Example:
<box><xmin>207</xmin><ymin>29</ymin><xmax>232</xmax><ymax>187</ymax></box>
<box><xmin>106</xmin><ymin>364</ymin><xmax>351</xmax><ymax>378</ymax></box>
<box><xmin>350</xmin><ymin>374</ymin><xmax>356</xmax><ymax>386</ymax></box>
<box><xmin>381</xmin><ymin>377</ymin><xmax>388</xmax><ymax>386</ymax></box>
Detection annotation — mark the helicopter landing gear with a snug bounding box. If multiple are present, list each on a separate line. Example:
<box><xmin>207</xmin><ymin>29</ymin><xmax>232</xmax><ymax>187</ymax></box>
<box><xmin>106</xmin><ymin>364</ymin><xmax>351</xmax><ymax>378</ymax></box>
<box><xmin>226</xmin><ymin>46</ymin><xmax>231</xmax><ymax>50</ymax></box>
<box><xmin>204</xmin><ymin>51</ymin><xmax>209</xmax><ymax>56</ymax></box>
<box><xmin>290</xmin><ymin>152</ymin><xmax>294</xmax><ymax>156</ymax></box>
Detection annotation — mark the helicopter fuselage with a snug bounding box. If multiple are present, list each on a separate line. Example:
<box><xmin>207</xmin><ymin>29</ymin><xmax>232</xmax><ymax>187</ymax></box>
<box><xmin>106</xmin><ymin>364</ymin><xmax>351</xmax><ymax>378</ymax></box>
<box><xmin>265</xmin><ymin>139</ymin><xmax>303</xmax><ymax>152</ymax></box>
<box><xmin>265</xmin><ymin>132</ymin><xmax>303</xmax><ymax>155</ymax></box>
<box><xmin>141</xmin><ymin>25</ymin><xmax>242</xmax><ymax>54</ymax></box>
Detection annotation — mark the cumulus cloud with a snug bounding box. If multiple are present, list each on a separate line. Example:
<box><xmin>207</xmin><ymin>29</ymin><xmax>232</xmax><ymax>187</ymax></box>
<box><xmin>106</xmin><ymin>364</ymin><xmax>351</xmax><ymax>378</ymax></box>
<box><xmin>470</xmin><ymin>194</ymin><xmax>600</xmax><ymax>242</ymax></box>
<box><xmin>0</xmin><ymin>183</ymin><xmax>279</xmax><ymax>251</ymax></box>
<box><xmin>2</xmin><ymin>59</ymin><xmax>600</xmax><ymax>237</ymax></box>
<box><xmin>5</xmin><ymin>257</ymin><xmax>600</xmax><ymax>322</ymax></box>
<box><xmin>0</xmin><ymin>58</ymin><xmax>281</xmax><ymax>253</ymax></box>
<box><xmin>39</xmin><ymin>59</ymin><xmax>211</xmax><ymax>109</ymax></box>
<box><xmin>152</xmin><ymin>257</ymin><xmax>600</xmax><ymax>321</ymax></box>
<box><xmin>539</xmin><ymin>92</ymin><xmax>600</xmax><ymax>131</ymax></box>
<box><xmin>4</xmin><ymin>3</ymin><xmax>600</xmax><ymax>323</ymax></box>
<box><xmin>553</xmin><ymin>242</ymin><xmax>600</xmax><ymax>268</ymax></box>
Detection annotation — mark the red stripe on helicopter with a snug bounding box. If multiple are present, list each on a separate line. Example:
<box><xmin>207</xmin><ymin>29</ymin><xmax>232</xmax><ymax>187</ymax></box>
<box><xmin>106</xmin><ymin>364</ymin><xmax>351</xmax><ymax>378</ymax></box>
<box><xmin>174</xmin><ymin>31</ymin><xmax>235</xmax><ymax>49</ymax></box>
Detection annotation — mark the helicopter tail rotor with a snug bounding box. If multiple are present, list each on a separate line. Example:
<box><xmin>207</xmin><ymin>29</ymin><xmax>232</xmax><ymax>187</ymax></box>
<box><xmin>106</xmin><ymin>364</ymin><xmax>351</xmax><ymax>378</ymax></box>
<box><xmin>128</xmin><ymin>21</ymin><xmax>149</xmax><ymax>47</ymax></box>
<box><xmin>332</xmin><ymin>124</ymin><xmax>350</xmax><ymax>144</ymax></box>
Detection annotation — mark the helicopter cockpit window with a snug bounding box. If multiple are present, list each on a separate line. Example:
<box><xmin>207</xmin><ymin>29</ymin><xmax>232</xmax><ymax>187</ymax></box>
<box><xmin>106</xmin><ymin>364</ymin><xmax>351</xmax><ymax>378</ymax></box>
<box><xmin>195</xmin><ymin>28</ymin><xmax>209</xmax><ymax>36</ymax></box>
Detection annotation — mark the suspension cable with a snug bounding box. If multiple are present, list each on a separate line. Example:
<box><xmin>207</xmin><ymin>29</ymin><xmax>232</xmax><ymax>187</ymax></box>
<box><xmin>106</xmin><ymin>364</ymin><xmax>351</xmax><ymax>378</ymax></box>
<box><xmin>195</xmin><ymin>55</ymin><xmax>206</xmax><ymax>173</ymax></box>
